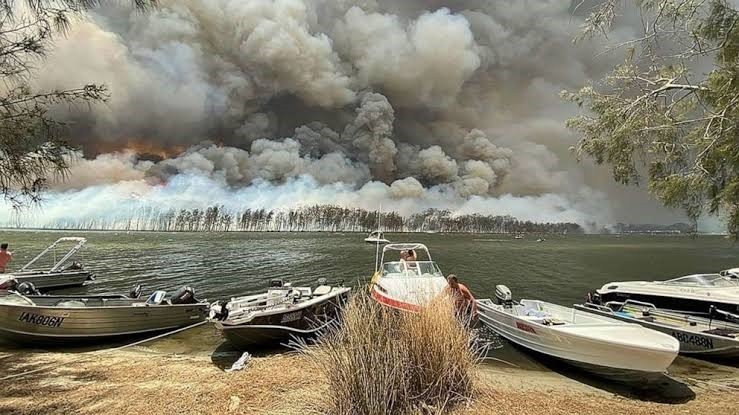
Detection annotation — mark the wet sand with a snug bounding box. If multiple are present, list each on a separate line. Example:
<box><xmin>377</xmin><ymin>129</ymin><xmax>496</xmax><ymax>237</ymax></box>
<box><xmin>1</xmin><ymin>341</ymin><xmax>738</xmax><ymax>415</ymax></box>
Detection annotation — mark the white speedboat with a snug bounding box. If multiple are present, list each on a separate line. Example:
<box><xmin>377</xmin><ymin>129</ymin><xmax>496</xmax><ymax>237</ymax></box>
<box><xmin>478</xmin><ymin>285</ymin><xmax>679</xmax><ymax>383</ymax></box>
<box><xmin>364</xmin><ymin>231</ymin><xmax>390</xmax><ymax>244</ymax></box>
<box><xmin>575</xmin><ymin>300</ymin><xmax>739</xmax><ymax>360</ymax></box>
<box><xmin>0</xmin><ymin>237</ymin><xmax>94</xmax><ymax>290</ymax></box>
<box><xmin>370</xmin><ymin>243</ymin><xmax>448</xmax><ymax>312</ymax></box>
<box><xmin>593</xmin><ymin>270</ymin><xmax>739</xmax><ymax>318</ymax></box>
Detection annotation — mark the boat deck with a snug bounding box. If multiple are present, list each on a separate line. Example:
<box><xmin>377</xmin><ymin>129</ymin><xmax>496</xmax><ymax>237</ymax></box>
<box><xmin>618</xmin><ymin>305</ymin><xmax>739</xmax><ymax>338</ymax></box>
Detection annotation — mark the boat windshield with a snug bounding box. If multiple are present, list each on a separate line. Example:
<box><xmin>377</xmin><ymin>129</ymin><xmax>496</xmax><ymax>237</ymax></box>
<box><xmin>663</xmin><ymin>273</ymin><xmax>739</xmax><ymax>287</ymax></box>
<box><xmin>382</xmin><ymin>261</ymin><xmax>443</xmax><ymax>278</ymax></box>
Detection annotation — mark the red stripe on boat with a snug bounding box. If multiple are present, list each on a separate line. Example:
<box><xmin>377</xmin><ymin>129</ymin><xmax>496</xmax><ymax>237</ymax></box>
<box><xmin>371</xmin><ymin>288</ymin><xmax>421</xmax><ymax>312</ymax></box>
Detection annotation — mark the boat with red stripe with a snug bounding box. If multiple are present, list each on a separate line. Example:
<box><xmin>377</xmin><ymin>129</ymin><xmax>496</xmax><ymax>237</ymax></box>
<box><xmin>370</xmin><ymin>243</ymin><xmax>448</xmax><ymax>312</ymax></box>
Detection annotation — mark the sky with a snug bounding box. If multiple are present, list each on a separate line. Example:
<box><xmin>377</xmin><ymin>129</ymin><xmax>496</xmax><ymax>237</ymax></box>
<box><xmin>3</xmin><ymin>0</ymin><xmax>725</xmax><ymax>231</ymax></box>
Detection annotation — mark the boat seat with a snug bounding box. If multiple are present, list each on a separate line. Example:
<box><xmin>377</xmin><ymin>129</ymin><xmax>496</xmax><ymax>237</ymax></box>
<box><xmin>313</xmin><ymin>285</ymin><xmax>332</xmax><ymax>296</ymax></box>
<box><xmin>146</xmin><ymin>290</ymin><xmax>167</xmax><ymax>305</ymax></box>
<box><xmin>55</xmin><ymin>299</ymin><xmax>87</xmax><ymax>307</ymax></box>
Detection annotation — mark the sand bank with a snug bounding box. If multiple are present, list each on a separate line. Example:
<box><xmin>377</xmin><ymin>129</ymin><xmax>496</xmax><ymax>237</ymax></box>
<box><xmin>1</xmin><ymin>346</ymin><xmax>738</xmax><ymax>415</ymax></box>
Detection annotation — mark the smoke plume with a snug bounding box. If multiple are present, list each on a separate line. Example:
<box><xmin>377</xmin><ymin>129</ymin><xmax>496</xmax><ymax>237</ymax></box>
<box><xmin>1</xmin><ymin>0</ymin><xmax>692</xmax><ymax>229</ymax></box>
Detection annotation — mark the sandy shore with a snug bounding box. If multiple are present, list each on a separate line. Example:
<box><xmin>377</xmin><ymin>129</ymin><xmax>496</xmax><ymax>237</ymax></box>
<box><xmin>1</xmin><ymin>345</ymin><xmax>738</xmax><ymax>415</ymax></box>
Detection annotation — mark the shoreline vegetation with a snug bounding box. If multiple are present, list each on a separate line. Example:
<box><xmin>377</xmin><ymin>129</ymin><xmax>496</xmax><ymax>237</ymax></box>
<box><xmin>6</xmin><ymin>206</ymin><xmax>584</xmax><ymax>234</ymax></box>
<box><xmin>296</xmin><ymin>295</ymin><xmax>482</xmax><ymax>414</ymax></box>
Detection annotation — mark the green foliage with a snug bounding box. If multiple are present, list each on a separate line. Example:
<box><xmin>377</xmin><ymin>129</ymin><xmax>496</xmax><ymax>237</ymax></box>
<box><xmin>565</xmin><ymin>0</ymin><xmax>739</xmax><ymax>236</ymax></box>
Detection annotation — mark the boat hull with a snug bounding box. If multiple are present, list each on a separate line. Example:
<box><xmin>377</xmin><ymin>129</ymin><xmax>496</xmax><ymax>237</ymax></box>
<box><xmin>574</xmin><ymin>304</ymin><xmax>739</xmax><ymax>359</ymax></box>
<box><xmin>371</xmin><ymin>287</ymin><xmax>421</xmax><ymax>312</ymax></box>
<box><xmin>477</xmin><ymin>301</ymin><xmax>677</xmax><ymax>382</ymax></box>
<box><xmin>0</xmin><ymin>301</ymin><xmax>208</xmax><ymax>345</ymax></box>
<box><xmin>9</xmin><ymin>271</ymin><xmax>93</xmax><ymax>290</ymax></box>
<box><xmin>506</xmin><ymin>341</ymin><xmax>666</xmax><ymax>384</ymax></box>
<box><xmin>370</xmin><ymin>275</ymin><xmax>448</xmax><ymax>312</ymax></box>
<box><xmin>215</xmin><ymin>290</ymin><xmax>349</xmax><ymax>349</ymax></box>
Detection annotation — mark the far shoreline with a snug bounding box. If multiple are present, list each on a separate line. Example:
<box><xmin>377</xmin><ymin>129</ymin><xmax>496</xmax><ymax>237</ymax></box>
<box><xmin>0</xmin><ymin>227</ymin><xmax>721</xmax><ymax>236</ymax></box>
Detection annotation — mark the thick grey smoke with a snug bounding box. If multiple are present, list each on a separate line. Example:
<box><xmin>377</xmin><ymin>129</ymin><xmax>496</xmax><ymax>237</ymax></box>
<box><xmin>5</xmin><ymin>0</ymin><xmax>693</xmax><ymax>229</ymax></box>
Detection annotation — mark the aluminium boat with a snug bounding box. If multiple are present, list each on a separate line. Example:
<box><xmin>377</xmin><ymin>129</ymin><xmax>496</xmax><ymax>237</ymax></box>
<box><xmin>210</xmin><ymin>279</ymin><xmax>351</xmax><ymax>349</ymax></box>
<box><xmin>369</xmin><ymin>243</ymin><xmax>448</xmax><ymax>312</ymax></box>
<box><xmin>0</xmin><ymin>285</ymin><xmax>208</xmax><ymax>345</ymax></box>
<box><xmin>593</xmin><ymin>270</ymin><xmax>739</xmax><ymax>318</ymax></box>
<box><xmin>575</xmin><ymin>300</ymin><xmax>739</xmax><ymax>360</ymax></box>
<box><xmin>477</xmin><ymin>285</ymin><xmax>679</xmax><ymax>383</ymax></box>
<box><xmin>0</xmin><ymin>237</ymin><xmax>94</xmax><ymax>290</ymax></box>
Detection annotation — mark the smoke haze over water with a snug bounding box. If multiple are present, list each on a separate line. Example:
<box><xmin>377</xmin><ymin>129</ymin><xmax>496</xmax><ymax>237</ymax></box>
<box><xmin>1</xmin><ymin>0</ymin><xmax>699</xmax><ymax>230</ymax></box>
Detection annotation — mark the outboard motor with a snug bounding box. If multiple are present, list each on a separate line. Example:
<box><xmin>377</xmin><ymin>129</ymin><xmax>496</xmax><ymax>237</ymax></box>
<box><xmin>210</xmin><ymin>300</ymin><xmax>230</xmax><ymax>321</ymax></box>
<box><xmin>129</xmin><ymin>284</ymin><xmax>143</xmax><ymax>299</ymax></box>
<box><xmin>16</xmin><ymin>281</ymin><xmax>40</xmax><ymax>296</ymax></box>
<box><xmin>317</xmin><ymin>277</ymin><xmax>328</xmax><ymax>286</ymax></box>
<box><xmin>494</xmin><ymin>285</ymin><xmax>513</xmax><ymax>307</ymax></box>
<box><xmin>170</xmin><ymin>286</ymin><xmax>197</xmax><ymax>305</ymax></box>
<box><xmin>270</xmin><ymin>279</ymin><xmax>284</xmax><ymax>288</ymax></box>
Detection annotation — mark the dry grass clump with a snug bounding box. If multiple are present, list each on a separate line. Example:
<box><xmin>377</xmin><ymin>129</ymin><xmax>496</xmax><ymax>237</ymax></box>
<box><xmin>298</xmin><ymin>293</ymin><xmax>484</xmax><ymax>415</ymax></box>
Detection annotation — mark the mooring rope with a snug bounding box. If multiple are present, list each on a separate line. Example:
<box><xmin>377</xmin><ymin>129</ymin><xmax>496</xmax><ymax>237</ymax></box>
<box><xmin>481</xmin><ymin>356</ymin><xmax>520</xmax><ymax>368</ymax></box>
<box><xmin>0</xmin><ymin>320</ymin><xmax>208</xmax><ymax>382</ymax></box>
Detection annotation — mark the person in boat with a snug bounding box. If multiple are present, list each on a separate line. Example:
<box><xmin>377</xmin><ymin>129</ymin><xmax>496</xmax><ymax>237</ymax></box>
<box><xmin>399</xmin><ymin>249</ymin><xmax>418</xmax><ymax>271</ymax></box>
<box><xmin>0</xmin><ymin>243</ymin><xmax>12</xmax><ymax>273</ymax></box>
<box><xmin>406</xmin><ymin>249</ymin><xmax>417</xmax><ymax>262</ymax></box>
<box><xmin>444</xmin><ymin>274</ymin><xmax>477</xmax><ymax>323</ymax></box>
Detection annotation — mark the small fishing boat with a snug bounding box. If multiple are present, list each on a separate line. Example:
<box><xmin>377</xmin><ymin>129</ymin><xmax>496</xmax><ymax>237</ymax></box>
<box><xmin>364</xmin><ymin>231</ymin><xmax>390</xmax><ymax>244</ymax></box>
<box><xmin>575</xmin><ymin>300</ymin><xmax>739</xmax><ymax>360</ymax></box>
<box><xmin>0</xmin><ymin>285</ymin><xmax>208</xmax><ymax>345</ymax></box>
<box><xmin>0</xmin><ymin>237</ymin><xmax>94</xmax><ymax>290</ymax></box>
<box><xmin>209</xmin><ymin>279</ymin><xmax>351</xmax><ymax>349</ymax></box>
<box><xmin>477</xmin><ymin>285</ymin><xmax>679</xmax><ymax>383</ymax></box>
<box><xmin>370</xmin><ymin>243</ymin><xmax>448</xmax><ymax>312</ymax></box>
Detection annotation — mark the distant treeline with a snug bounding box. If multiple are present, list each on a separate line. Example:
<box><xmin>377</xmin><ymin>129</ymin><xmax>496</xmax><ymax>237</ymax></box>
<box><xmin>36</xmin><ymin>205</ymin><xmax>584</xmax><ymax>234</ymax></box>
<box><xmin>606</xmin><ymin>222</ymin><xmax>695</xmax><ymax>234</ymax></box>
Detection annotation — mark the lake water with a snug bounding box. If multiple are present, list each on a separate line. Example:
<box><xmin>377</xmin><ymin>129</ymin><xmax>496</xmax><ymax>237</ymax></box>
<box><xmin>1</xmin><ymin>230</ymin><xmax>738</xmax><ymax>387</ymax></box>
<box><xmin>2</xmin><ymin>230</ymin><xmax>737</xmax><ymax>303</ymax></box>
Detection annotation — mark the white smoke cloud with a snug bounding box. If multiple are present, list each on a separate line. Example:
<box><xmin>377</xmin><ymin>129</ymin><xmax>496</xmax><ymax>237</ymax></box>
<box><xmin>6</xmin><ymin>174</ymin><xmax>610</xmax><ymax>230</ymax></box>
<box><xmin>5</xmin><ymin>0</ymin><xmax>697</xmax><ymax>229</ymax></box>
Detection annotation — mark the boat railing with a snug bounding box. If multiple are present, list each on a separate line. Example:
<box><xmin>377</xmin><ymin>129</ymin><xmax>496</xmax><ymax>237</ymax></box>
<box><xmin>581</xmin><ymin>302</ymin><xmax>616</xmax><ymax>313</ymax></box>
<box><xmin>20</xmin><ymin>237</ymin><xmax>87</xmax><ymax>273</ymax></box>
<box><xmin>619</xmin><ymin>299</ymin><xmax>658</xmax><ymax>310</ymax></box>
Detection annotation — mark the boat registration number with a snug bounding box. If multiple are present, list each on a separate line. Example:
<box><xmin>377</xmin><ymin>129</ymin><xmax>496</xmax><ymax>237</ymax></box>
<box><xmin>671</xmin><ymin>331</ymin><xmax>713</xmax><ymax>349</ymax></box>
<box><xmin>281</xmin><ymin>311</ymin><xmax>302</xmax><ymax>323</ymax></box>
<box><xmin>18</xmin><ymin>312</ymin><xmax>65</xmax><ymax>328</ymax></box>
<box><xmin>516</xmin><ymin>322</ymin><xmax>537</xmax><ymax>334</ymax></box>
